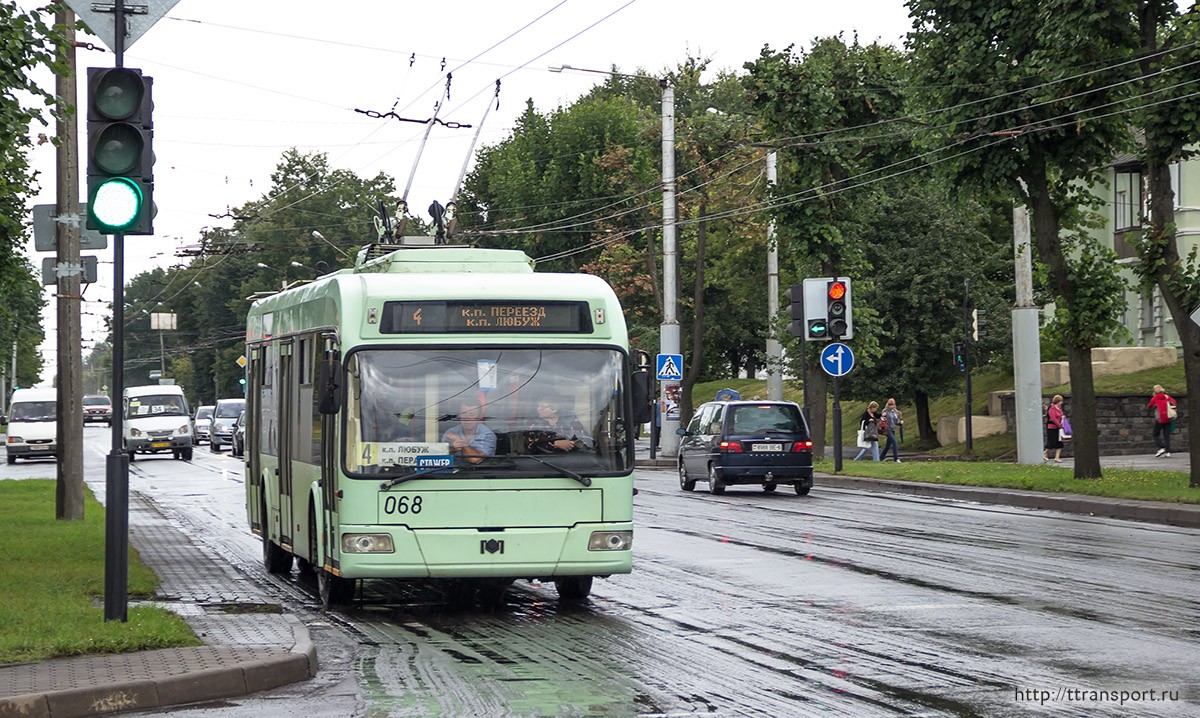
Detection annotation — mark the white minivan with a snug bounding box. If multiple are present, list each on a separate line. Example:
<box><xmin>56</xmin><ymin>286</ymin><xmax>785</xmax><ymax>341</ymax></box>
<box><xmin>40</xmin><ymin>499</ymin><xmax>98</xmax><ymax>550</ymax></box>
<box><xmin>123</xmin><ymin>384</ymin><xmax>194</xmax><ymax>461</ymax></box>
<box><xmin>5</xmin><ymin>388</ymin><xmax>58</xmax><ymax>464</ymax></box>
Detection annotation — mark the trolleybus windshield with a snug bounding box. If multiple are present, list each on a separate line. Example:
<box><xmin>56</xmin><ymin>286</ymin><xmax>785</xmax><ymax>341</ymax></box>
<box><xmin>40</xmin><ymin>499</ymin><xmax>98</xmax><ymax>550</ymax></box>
<box><xmin>342</xmin><ymin>347</ymin><xmax>631</xmax><ymax>478</ymax></box>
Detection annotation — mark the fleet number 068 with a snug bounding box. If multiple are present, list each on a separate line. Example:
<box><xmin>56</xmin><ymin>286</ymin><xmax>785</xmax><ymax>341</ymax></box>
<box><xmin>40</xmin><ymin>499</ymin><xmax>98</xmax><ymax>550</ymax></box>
<box><xmin>382</xmin><ymin>495</ymin><xmax>424</xmax><ymax>515</ymax></box>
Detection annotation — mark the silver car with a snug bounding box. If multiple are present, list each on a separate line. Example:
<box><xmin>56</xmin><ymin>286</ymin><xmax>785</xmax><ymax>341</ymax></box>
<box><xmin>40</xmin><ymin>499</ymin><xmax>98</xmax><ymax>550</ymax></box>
<box><xmin>193</xmin><ymin>405</ymin><xmax>214</xmax><ymax>444</ymax></box>
<box><xmin>209</xmin><ymin>399</ymin><xmax>245</xmax><ymax>452</ymax></box>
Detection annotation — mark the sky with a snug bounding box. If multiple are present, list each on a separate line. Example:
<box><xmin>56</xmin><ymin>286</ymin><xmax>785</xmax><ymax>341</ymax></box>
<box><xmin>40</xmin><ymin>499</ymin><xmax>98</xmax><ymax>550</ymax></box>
<box><xmin>20</xmin><ymin>0</ymin><xmax>915</xmax><ymax>386</ymax></box>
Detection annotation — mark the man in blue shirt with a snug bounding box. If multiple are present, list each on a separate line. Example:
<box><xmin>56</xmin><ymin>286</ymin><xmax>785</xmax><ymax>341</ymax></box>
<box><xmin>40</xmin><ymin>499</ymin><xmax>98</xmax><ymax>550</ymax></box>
<box><xmin>442</xmin><ymin>401</ymin><xmax>496</xmax><ymax>464</ymax></box>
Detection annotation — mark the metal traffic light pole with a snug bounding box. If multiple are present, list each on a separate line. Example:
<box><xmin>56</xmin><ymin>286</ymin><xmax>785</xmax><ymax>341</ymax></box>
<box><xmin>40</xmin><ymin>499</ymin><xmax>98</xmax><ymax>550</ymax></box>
<box><xmin>104</xmin><ymin>0</ymin><xmax>130</xmax><ymax>623</ymax></box>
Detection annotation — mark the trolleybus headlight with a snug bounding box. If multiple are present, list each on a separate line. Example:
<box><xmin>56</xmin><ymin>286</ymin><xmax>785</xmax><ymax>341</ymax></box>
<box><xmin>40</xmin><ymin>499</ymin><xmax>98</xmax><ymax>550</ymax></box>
<box><xmin>588</xmin><ymin>531</ymin><xmax>632</xmax><ymax>551</ymax></box>
<box><xmin>342</xmin><ymin>533</ymin><xmax>395</xmax><ymax>553</ymax></box>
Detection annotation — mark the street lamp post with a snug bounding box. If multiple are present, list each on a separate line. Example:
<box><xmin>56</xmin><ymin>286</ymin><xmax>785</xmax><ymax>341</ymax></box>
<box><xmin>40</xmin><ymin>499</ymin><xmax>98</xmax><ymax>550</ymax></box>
<box><xmin>549</xmin><ymin>64</ymin><xmax>681</xmax><ymax>455</ymax></box>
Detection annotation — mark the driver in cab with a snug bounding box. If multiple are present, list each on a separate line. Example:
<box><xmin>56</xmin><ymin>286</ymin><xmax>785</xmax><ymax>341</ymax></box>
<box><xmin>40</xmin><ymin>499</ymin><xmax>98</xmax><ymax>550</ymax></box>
<box><xmin>442</xmin><ymin>401</ymin><xmax>496</xmax><ymax>464</ymax></box>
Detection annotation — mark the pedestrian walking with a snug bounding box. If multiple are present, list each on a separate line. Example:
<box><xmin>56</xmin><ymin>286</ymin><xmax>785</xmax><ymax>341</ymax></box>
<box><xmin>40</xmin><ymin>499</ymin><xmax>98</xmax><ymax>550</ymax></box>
<box><xmin>1147</xmin><ymin>384</ymin><xmax>1178</xmax><ymax>458</ymax></box>
<box><xmin>1044</xmin><ymin>394</ymin><xmax>1066</xmax><ymax>463</ymax></box>
<box><xmin>880</xmin><ymin>398</ymin><xmax>903</xmax><ymax>462</ymax></box>
<box><xmin>854</xmin><ymin>401</ymin><xmax>881</xmax><ymax>461</ymax></box>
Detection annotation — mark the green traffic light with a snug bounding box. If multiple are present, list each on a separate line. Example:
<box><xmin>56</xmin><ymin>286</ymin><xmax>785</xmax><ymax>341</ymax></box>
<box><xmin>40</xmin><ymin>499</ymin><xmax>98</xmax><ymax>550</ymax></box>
<box><xmin>90</xmin><ymin>177</ymin><xmax>143</xmax><ymax>231</ymax></box>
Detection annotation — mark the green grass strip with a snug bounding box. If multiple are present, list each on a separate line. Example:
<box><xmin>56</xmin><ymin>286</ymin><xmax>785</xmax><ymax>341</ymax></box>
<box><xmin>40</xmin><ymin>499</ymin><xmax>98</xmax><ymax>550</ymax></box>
<box><xmin>0</xmin><ymin>480</ymin><xmax>200</xmax><ymax>666</ymax></box>
<box><xmin>816</xmin><ymin>458</ymin><xmax>1200</xmax><ymax>504</ymax></box>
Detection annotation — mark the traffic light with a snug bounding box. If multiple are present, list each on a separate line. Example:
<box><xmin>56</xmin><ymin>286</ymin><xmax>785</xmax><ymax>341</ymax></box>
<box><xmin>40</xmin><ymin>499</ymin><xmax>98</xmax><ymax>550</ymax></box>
<box><xmin>827</xmin><ymin>279</ymin><xmax>851</xmax><ymax>339</ymax></box>
<box><xmin>971</xmin><ymin>308</ymin><xmax>987</xmax><ymax>341</ymax></box>
<box><xmin>87</xmin><ymin>67</ymin><xmax>154</xmax><ymax>235</ymax></box>
<box><xmin>785</xmin><ymin>284</ymin><xmax>807</xmax><ymax>338</ymax></box>
<box><xmin>953</xmin><ymin>340</ymin><xmax>967</xmax><ymax>370</ymax></box>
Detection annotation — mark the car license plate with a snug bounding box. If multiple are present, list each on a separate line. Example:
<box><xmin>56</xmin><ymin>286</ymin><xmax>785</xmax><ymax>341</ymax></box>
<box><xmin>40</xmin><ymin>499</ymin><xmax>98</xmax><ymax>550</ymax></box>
<box><xmin>751</xmin><ymin>443</ymin><xmax>784</xmax><ymax>452</ymax></box>
<box><xmin>151</xmin><ymin>441</ymin><xmax>170</xmax><ymax>448</ymax></box>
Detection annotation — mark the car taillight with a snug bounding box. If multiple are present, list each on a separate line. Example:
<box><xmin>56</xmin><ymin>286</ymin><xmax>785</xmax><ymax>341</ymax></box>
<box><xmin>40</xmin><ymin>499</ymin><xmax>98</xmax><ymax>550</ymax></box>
<box><xmin>718</xmin><ymin>441</ymin><xmax>743</xmax><ymax>453</ymax></box>
<box><xmin>792</xmin><ymin>441</ymin><xmax>813</xmax><ymax>452</ymax></box>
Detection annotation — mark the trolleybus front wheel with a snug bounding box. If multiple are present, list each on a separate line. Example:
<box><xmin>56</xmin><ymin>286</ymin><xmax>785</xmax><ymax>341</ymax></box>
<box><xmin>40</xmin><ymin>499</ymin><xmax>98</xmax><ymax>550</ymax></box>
<box><xmin>554</xmin><ymin>576</ymin><xmax>593</xmax><ymax>601</ymax></box>
<box><xmin>263</xmin><ymin>529</ymin><xmax>294</xmax><ymax>575</ymax></box>
<box><xmin>308</xmin><ymin>513</ymin><xmax>354</xmax><ymax>607</ymax></box>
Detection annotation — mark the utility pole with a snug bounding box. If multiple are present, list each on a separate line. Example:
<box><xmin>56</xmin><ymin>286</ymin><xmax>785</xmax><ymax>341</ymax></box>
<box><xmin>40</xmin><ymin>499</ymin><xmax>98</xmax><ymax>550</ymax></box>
<box><xmin>963</xmin><ymin>279</ymin><xmax>973</xmax><ymax>453</ymax></box>
<box><xmin>1012</xmin><ymin>201</ymin><xmax>1044</xmax><ymax>463</ymax></box>
<box><xmin>765</xmin><ymin>151</ymin><xmax>782</xmax><ymax>400</ymax></box>
<box><xmin>55</xmin><ymin>7</ymin><xmax>84</xmax><ymax>521</ymax></box>
<box><xmin>659</xmin><ymin>79</ymin><xmax>682</xmax><ymax>457</ymax></box>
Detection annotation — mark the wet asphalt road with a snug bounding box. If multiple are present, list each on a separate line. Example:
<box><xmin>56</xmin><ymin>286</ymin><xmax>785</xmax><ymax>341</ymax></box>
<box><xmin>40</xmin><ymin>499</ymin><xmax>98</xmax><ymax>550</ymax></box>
<box><xmin>14</xmin><ymin>428</ymin><xmax>1200</xmax><ymax>717</ymax></box>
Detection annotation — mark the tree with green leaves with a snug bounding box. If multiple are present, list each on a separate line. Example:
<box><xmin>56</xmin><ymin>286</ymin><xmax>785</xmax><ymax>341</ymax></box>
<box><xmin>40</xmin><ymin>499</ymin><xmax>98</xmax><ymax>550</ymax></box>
<box><xmin>1126</xmin><ymin>3</ymin><xmax>1200</xmax><ymax>489</ymax></box>
<box><xmin>743</xmin><ymin>36</ymin><xmax>910</xmax><ymax>456</ymax></box>
<box><xmin>0</xmin><ymin>1</ymin><xmax>62</xmax><ymax>390</ymax></box>
<box><xmin>907</xmin><ymin>0</ymin><xmax>1138</xmax><ymax>478</ymax></box>
<box><xmin>846</xmin><ymin>181</ymin><xmax>1014</xmax><ymax>443</ymax></box>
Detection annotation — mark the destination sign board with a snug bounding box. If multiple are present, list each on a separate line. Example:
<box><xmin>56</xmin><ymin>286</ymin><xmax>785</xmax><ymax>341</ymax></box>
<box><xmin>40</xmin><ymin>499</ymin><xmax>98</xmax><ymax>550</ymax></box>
<box><xmin>381</xmin><ymin>301</ymin><xmax>592</xmax><ymax>334</ymax></box>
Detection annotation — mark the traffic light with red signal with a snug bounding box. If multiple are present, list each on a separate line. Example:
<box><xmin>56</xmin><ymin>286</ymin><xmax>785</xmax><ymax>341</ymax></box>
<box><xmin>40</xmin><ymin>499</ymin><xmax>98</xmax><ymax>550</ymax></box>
<box><xmin>86</xmin><ymin>67</ymin><xmax>154</xmax><ymax>235</ymax></box>
<box><xmin>827</xmin><ymin>279</ymin><xmax>850</xmax><ymax>339</ymax></box>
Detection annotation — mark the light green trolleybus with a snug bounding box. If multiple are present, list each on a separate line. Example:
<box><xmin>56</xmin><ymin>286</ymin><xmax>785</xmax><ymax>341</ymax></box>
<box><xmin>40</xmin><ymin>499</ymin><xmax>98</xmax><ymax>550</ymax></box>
<box><xmin>244</xmin><ymin>244</ymin><xmax>652</xmax><ymax>607</ymax></box>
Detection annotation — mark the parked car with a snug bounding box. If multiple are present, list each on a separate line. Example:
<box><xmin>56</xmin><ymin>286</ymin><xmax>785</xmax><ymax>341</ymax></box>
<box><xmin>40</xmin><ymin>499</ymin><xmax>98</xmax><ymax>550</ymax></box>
<box><xmin>193</xmin><ymin>405</ymin><xmax>214</xmax><ymax>444</ymax></box>
<box><xmin>677</xmin><ymin>400</ymin><xmax>814</xmax><ymax>496</ymax></box>
<box><xmin>231</xmin><ymin>410</ymin><xmax>246</xmax><ymax>457</ymax></box>
<box><xmin>123</xmin><ymin>384</ymin><xmax>194</xmax><ymax>461</ymax></box>
<box><xmin>6</xmin><ymin>388</ymin><xmax>58</xmax><ymax>464</ymax></box>
<box><xmin>83</xmin><ymin>394</ymin><xmax>113</xmax><ymax>426</ymax></box>
<box><xmin>209</xmin><ymin>398</ymin><xmax>245</xmax><ymax>452</ymax></box>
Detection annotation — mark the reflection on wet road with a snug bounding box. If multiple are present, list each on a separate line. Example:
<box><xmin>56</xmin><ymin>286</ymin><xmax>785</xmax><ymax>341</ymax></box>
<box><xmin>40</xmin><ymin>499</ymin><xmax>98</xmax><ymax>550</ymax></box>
<box><xmin>71</xmin><ymin>430</ymin><xmax>1200</xmax><ymax>716</ymax></box>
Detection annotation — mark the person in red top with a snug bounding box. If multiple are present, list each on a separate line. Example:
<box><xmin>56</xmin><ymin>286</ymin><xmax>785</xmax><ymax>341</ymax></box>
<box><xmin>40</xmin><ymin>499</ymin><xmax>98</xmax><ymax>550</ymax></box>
<box><xmin>1147</xmin><ymin>384</ymin><xmax>1178</xmax><ymax>457</ymax></box>
<box><xmin>1044</xmin><ymin>394</ymin><xmax>1065</xmax><ymax>463</ymax></box>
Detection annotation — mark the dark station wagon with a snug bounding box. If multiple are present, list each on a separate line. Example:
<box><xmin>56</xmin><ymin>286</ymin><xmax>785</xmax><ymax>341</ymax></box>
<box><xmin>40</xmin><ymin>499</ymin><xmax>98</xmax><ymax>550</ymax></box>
<box><xmin>677</xmin><ymin>400</ymin><xmax>814</xmax><ymax>496</ymax></box>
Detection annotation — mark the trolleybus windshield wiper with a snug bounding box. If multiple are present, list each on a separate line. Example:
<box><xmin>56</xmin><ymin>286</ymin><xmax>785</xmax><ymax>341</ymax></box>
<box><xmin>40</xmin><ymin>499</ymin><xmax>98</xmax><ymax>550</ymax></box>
<box><xmin>511</xmin><ymin>454</ymin><xmax>592</xmax><ymax>487</ymax></box>
<box><xmin>379</xmin><ymin>467</ymin><xmax>458</xmax><ymax>490</ymax></box>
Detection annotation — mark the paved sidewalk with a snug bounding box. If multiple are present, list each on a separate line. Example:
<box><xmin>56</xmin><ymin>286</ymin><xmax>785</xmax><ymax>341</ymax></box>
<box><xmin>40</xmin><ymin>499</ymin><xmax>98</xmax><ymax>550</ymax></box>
<box><xmin>0</xmin><ymin>492</ymin><xmax>316</xmax><ymax>718</ymax></box>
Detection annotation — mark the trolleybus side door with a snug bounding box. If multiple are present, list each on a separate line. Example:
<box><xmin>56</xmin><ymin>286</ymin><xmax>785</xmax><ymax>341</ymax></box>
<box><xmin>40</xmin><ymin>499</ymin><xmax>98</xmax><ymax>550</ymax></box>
<box><xmin>278</xmin><ymin>339</ymin><xmax>295</xmax><ymax>550</ymax></box>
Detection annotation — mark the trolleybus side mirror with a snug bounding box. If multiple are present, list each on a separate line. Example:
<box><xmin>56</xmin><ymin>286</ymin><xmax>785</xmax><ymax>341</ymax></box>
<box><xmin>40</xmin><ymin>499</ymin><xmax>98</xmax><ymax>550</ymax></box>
<box><xmin>631</xmin><ymin>368</ymin><xmax>652</xmax><ymax>425</ymax></box>
<box><xmin>318</xmin><ymin>358</ymin><xmax>343</xmax><ymax>414</ymax></box>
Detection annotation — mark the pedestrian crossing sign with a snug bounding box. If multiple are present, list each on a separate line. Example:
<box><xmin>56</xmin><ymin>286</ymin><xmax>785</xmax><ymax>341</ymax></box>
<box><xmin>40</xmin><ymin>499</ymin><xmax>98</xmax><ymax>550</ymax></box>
<box><xmin>656</xmin><ymin>353</ymin><xmax>683</xmax><ymax>381</ymax></box>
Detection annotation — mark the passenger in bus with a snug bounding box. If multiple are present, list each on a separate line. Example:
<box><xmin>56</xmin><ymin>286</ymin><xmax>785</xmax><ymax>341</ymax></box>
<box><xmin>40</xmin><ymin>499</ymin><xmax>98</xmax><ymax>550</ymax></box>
<box><xmin>527</xmin><ymin>396</ymin><xmax>594</xmax><ymax>453</ymax></box>
<box><xmin>441</xmin><ymin>401</ymin><xmax>496</xmax><ymax>464</ymax></box>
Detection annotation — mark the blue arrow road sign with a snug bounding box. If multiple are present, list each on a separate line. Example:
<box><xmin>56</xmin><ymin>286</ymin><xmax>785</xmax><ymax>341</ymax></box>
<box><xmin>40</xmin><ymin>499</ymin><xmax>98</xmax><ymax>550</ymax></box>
<box><xmin>656</xmin><ymin>353</ymin><xmax>683</xmax><ymax>381</ymax></box>
<box><xmin>819</xmin><ymin>342</ymin><xmax>855</xmax><ymax>377</ymax></box>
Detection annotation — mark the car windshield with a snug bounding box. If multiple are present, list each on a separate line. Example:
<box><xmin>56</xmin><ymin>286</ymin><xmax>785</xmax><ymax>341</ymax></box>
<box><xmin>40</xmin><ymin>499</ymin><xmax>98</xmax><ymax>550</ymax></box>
<box><xmin>83</xmin><ymin>396</ymin><xmax>111</xmax><ymax>406</ymax></box>
<box><xmin>10</xmin><ymin>401</ymin><xmax>56</xmax><ymax>422</ymax></box>
<box><xmin>730</xmin><ymin>404</ymin><xmax>805</xmax><ymax>435</ymax></box>
<box><xmin>196</xmin><ymin>407</ymin><xmax>213</xmax><ymax>420</ymax></box>
<box><xmin>215</xmin><ymin>402</ymin><xmax>244</xmax><ymax>418</ymax></box>
<box><xmin>126</xmin><ymin>394</ymin><xmax>187</xmax><ymax>418</ymax></box>
<box><xmin>343</xmin><ymin>347</ymin><xmax>632</xmax><ymax>479</ymax></box>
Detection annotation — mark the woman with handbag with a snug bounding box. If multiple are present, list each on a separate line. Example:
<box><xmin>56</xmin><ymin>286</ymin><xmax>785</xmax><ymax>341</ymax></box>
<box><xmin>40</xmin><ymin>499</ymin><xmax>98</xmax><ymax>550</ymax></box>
<box><xmin>1044</xmin><ymin>394</ymin><xmax>1066</xmax><ymax>463</ymax></box>
<box><xmin>853</xmin><ymin>401</ymin><xmax>881</xmax><ymax>462</ymax></box>
<box><xmin>1147</xmin><ymin>385</ymin><xmax>1178</xmax><ymax>458</ymax></box>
